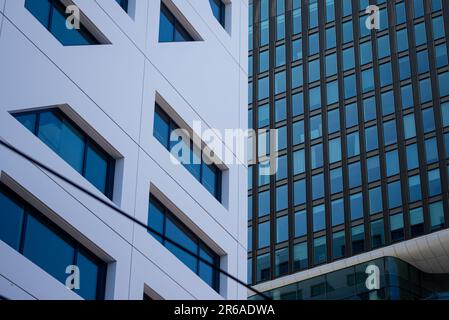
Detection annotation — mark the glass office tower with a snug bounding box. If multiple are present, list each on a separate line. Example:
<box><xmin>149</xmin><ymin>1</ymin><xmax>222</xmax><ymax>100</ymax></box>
<box><xmin>248</xmin><ymin>0</ymin><xmax>449</xmax><ymax>299</ymax></box>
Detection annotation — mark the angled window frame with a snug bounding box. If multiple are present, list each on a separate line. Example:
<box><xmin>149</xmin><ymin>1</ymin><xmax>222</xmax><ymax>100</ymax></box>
<box><xmin>24</xmin><ymin>0</ymin><xmax>110</xmax><ymax>46</ymax></box>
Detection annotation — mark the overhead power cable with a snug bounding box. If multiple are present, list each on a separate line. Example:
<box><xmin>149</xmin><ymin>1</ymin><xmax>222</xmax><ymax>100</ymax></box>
<box><xmin>0</xmin><ymin>138</ymin><xmax>270</xmax><ymax>301</ymax></box>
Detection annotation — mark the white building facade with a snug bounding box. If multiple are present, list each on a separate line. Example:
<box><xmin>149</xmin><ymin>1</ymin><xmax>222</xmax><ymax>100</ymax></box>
<box><xmin>0</xmin><ymin>0</ymin><xmax>248</xmax><ymax>300</ymax></box>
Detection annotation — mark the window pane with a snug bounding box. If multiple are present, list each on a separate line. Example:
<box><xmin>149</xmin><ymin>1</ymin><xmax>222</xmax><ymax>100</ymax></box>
<box><xmin>371</xmin><ymin>219</ymin><xmax>385</xmax><ymax>249</ymax></box>
<box><xmin>313</xmin><ymin>237</ymin><xmax>326</xmax><ymax>265</ymax></box>
<box><xmin>76</xmin><ymin>252</ymin><xmax>100</xmax><ymax>300</ymax></box>
<box><xmin>295</xmin><ymin>210</ymin><xmax>307</xmax><ymax>238</ymax></box>
<box><xmin>165</xmin><ymin>218</ymin><xmax>198</xmax><ymax>273</ymax></box>
<box><xmin>430</xmin><ymin>201</ymin><xmax>445</xmax><ymax>231</ymax></box>
<box><xmin>332</xmin><ymin>231</ymin><xmax>345</xmax><ymax>259</ymax></box>
<box><xmin>390</xmin><ymin>213</ymin><xmax>404</xmax><ymax>243</ymax></box>
<box><xmin>351</xmin><ymin>225</ymin><xmax>365</xmax><ymax>255</ymax></box>
<box><xmin>256</xmin><ymin>253</ymin><xmax>271</xmax><ymax>282</ymax></box>
<box><xmin>38</xmin><ymin>111</ymin><xmax>85</xmax><ymax>173</ymax></box>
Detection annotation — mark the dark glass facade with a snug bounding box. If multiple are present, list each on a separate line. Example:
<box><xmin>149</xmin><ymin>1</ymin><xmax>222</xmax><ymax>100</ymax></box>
<box><xmin>248</xmin><ymin>0</ymin><xmax>449</xmax><ymax>286</ymax></box>
<box><xmin>250</xmin><ymin>256</ymin><xmax>449</xmax><ymax>300</ymax></box>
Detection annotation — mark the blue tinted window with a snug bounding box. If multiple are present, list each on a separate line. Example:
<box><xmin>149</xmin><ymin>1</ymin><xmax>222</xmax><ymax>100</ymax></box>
<box><xmin>430</xmin><ymin>201</ymin><xmax>445</xmax><ymax>231</ymax></box>
<box><xmin>391</xmin><ymin>213</ymin><xmax>404</xmax><ymax>242</ymax></box>
<box><xmin>352</xmin><ymin>225</ymin><xmax>365</xmax><ymax>255</ymax></box>
<box><xmin>347</xmin><ymin>132</ymin><xmax>360</xmax><ymax>158</ymax></box>
<box><xmin>433</xmin><ymin>16</ymin><xmax>445</xmax><ymax>40</ymax></box>
<box><xmin>258</xmin><ymin>221</ymin><xmax>270</xmax><ymax>249</ymax></box>
<box><xmin>345</xmin><ymin>103</ymin><xmax>358</xmax><ymax>128</ymax></box>
<box><xmin>276</xmin><ymin>216</ymin><xmax>288</xmax><ymax>243</ymax></box>
<box><xmin>417</xmin><ymin>50</ymin><xmax>429</xmax><ymax>74</ymax></box>
<box><xmin>209</xmin><ymin>0</ymin><xmax>225</xmax><ymax>27</ymax></box>
<box><xmin>342</xmin><ymin>21</ymin><xmax>353</xmax><ymax>43</ymax></box>
<box><xmin>409</xmin><ymin>175</ymin><xmax>422</xmax><ymax>203</ymax></box>
<box><xmin>350</xmin><ymin>193</ymin><xmax>363</xmax><ymax>221</ymax></box>
<box><xmin>15</xmin><ymin>109</ymin><xmax>114</xmax><ymax>199</ymax></box>
<box><xmin>363</xmin><ymin>96</ymin><xmax>376</xmax><ymax>122</ymax></box>
<box><xmin>331</xmin><ymin>198</ymin><xmax>344</xmax><ymax>227</ymax></box>
<box><xmin>385</xmin><ymin>150</ymin><xmax>399</xmax><ymax>177</ymax></box>
<box><xmin>84</xmin><ymin>144</ymin><xmax>108</xmax><ymax>194</ymax></box>
<box><xmin>365</xmin><ymin>126</ymin><xmax>378</xmax><ymax>152</ymax></box>
<box><xmin>428</xmin><ymin>169</ymin><xmax>442</xmax><ymax>197</ymax></box>
<box><xmin>295</xmin><ymin>210</ymin><xmax>307</xmax><ymax>238</ymax></box>
<box><xmin>329</xmin><ymin>138</ymin><xmax>342</xmax><ymax>164</ymax></box>
<box><xmin>333</xmin><ymin>231</ymin><xmax>345</xmax><ymax>259</ymax></box>
<box><xmin>312</xmin><ymin>174</ymin><xmax>324</xmax><ymax>200</ymax></box>
<box><xmin>367</xmin><ymin>156</ymin><xmax>381</xmax><ymax>183</ymax></box>
<box><xmin>422</xmin><ymin>108</ymin><xmax>435</xmax><ymax>133</ymax></box>
<box><xmin>115</xmin><ymin>0</ymin><xmax>128</xmax><ymax>11</ymax></box>
<box><xmin>313</xmin><ymin>237</ymin><xmax>327</xmax><ymax>265</ymax></box>
<box><xmin>159</xmin><ymin>3</ymin><xmax>194</xmax><ymax>42</ymax></box>
<box><xmin>396</xmin><ymin>29</ymin><xmax>409</xmax><ymax>52</ymax></box>
<box><xmin>398</xmin><ymin>56</ymin><xmax>411</xmax><ymax>81</ymax></box>
<box><xmin>388</xmin><ymin>181</ymin><xmax>402</xmax><ymax>209</ymax></box>
<box><xmin>330</xmin><ymin>167</ymin><xmax>343</xmax><ymax>194</ymax></box>
<box><xmin>23</xmin><ymin>214</ymin><xmax>74</xmax><ymax>282</ymax></box>
<box><xmin>406</xmin><ymin>144</ymin><xmax>419</xmax><ymax>170</ymax></box>
<box><xmin>309</xmin><ymin>32</ymin><xmax>319</xmax><ymax>55</ymax></box>
<box><xmin>377</xmin><ymin>35</ymin><xmax>390</xmax><ymax>59</ymax></box>
<box><xmin>420</xmin><ymin>78</ymin><xmax>432</xmax><ymax>103</ymax></box>
<box><xmin>25</xmin><ymin>0</ymin><xmax>101</xmax><ymax>46</ymax></box>
<box><xmin>410</xmin><ymin>207</ymin><xmax>425</xmax><ymax>237</ymax></box>
<box><xmin>362</xmin><ymin>68</ymin><xmax>374</xmax><ymax>93</ymax></box>
<box><xmin>75</xmin><ymin>251</ymin><xmax>100</xmax><ymax>300</ymax></box>
<box><xmin>401</xmin><ymin>84</ymin><xmax>414</xmax><ymax>109</ymax></box>
<box><xmin>371</xmin><ymin>219</ymin><xmax>385</xmax><ymax>249</ymax></box>
<box><xmin>425</xmin><ymin>138</ymin><xmax>439</xmax><ymax>164</ymax></box>
<box><xmin>258</xmin><ymin>190</ymin><xmax>270</xmax><ymax>217</ymax></box>
<box><xmin>149</xmin><ymin>197</ymin><xmax>219</xmax><ymax>291</ymax></box>
<box><xmin>360</xmin><ymin>41</ymin><xmax>372</xmax><ymax>65</ymax></box>
<box><xmin>343</xmin><ymin>47</ymin><xmax>355</xmax><ymax>71</ymax></box>
<box><xmin>0</xmin><ymin>188</ymin><xmax>24</xmax><ymax>251</ymax></box>
<box><xmin>369</xmin><ymin>187</ymin><xmax>382</xmax><ymax>215</ymax></box>
<box><xmin>294</xmin><ymin>179</ymin><xmax>306</xmax><ymax>206</ymax></box>
<box><xmin>38</xmin><ymin>111</ymin><xmax>85</xmax><ymax>173</ymax></box>
<box><xmin>153</xmin><ymin>106</ymin><xmax>222</xmax><ymax>201</ymax></box>
<box><xmin>348</xmin><ymin>162</ymin><xmax>362</xmax><ymax>189</ymax></box>
<box><xmin>311</xmin><ymin>143</ymin><xmax>324</xmax><ymax>169</ymax></box>
<box><xmin>383</xmin><ymin>120</ymin><xmax>397</xmax><ymax>146</ymax></box>
<box><xmin>276</xmin><ymin>185</ymin><xmax>288</xmax><ymax>212</ymax></box>
<box><xmin>328</xmin><ymin>108</ymin><xmax>340</xmax><ymax>134</ymax></box>
<box><xmin>313</xmin><ymin>204</ymin><xmax>325</xmax><ymax>232</ymax></box>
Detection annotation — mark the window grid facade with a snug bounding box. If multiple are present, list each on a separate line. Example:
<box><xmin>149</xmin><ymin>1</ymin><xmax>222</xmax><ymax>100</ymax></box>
<box><xmin>248</xmin><ymin>0</ymin><xmax>449</xmax><ymax>285</ymax></box>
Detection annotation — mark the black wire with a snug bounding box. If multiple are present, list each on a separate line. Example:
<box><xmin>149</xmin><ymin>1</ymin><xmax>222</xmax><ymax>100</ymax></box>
<box><xmin>0</xmin><ymin>138</ymin><xmax>270</xmax><ymax>300</ymax></box>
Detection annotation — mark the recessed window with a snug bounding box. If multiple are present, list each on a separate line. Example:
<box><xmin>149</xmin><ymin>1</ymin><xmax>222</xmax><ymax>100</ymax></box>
<box><xmin>115</xmin><ymin>0</ymin><xmax>128</xmax><ymax>12</ymax></box>
<box><xmin>153</xmin><ymin>105</ymin><xmax>222</xmax><ymax>202</ymax></box>
<box><xmin>0</xmin><ymin>184</ymin><xmax>107</xmax><ymax>300</ymax></box>
<box><xmin>13</xmin><ymin>108</ymin><xmax>115</xmax><ymax>199</ymax></box>
<box><xmin>25</xmin><ymin>0</ymin><xmax>104</xmax><ymax>46</ymax></box>
<box><xmin>159</xmin><ymin>2</ymin><xmax>195</xmax><ymax>42</ymax></box>
<box><xmin>209</xmin><ymin>0</ymin><xmax>226</xmax><ymax>28</ymax></box>
<box><xmin>148</xmin><ymin>196</ymin><xmax>220</xmax><ymax>292</ymax></box>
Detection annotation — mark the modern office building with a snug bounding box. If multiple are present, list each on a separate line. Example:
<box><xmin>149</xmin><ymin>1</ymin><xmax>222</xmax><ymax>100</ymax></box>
<box><xmin>0</xmin><ymin>0</ymin><xmax>248</xmax><ymax>300</ymax></box>
<box><xmin>248</xmin><ymin>0</ymin><xmax>449</xmax><ymax>299</ymax></box>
